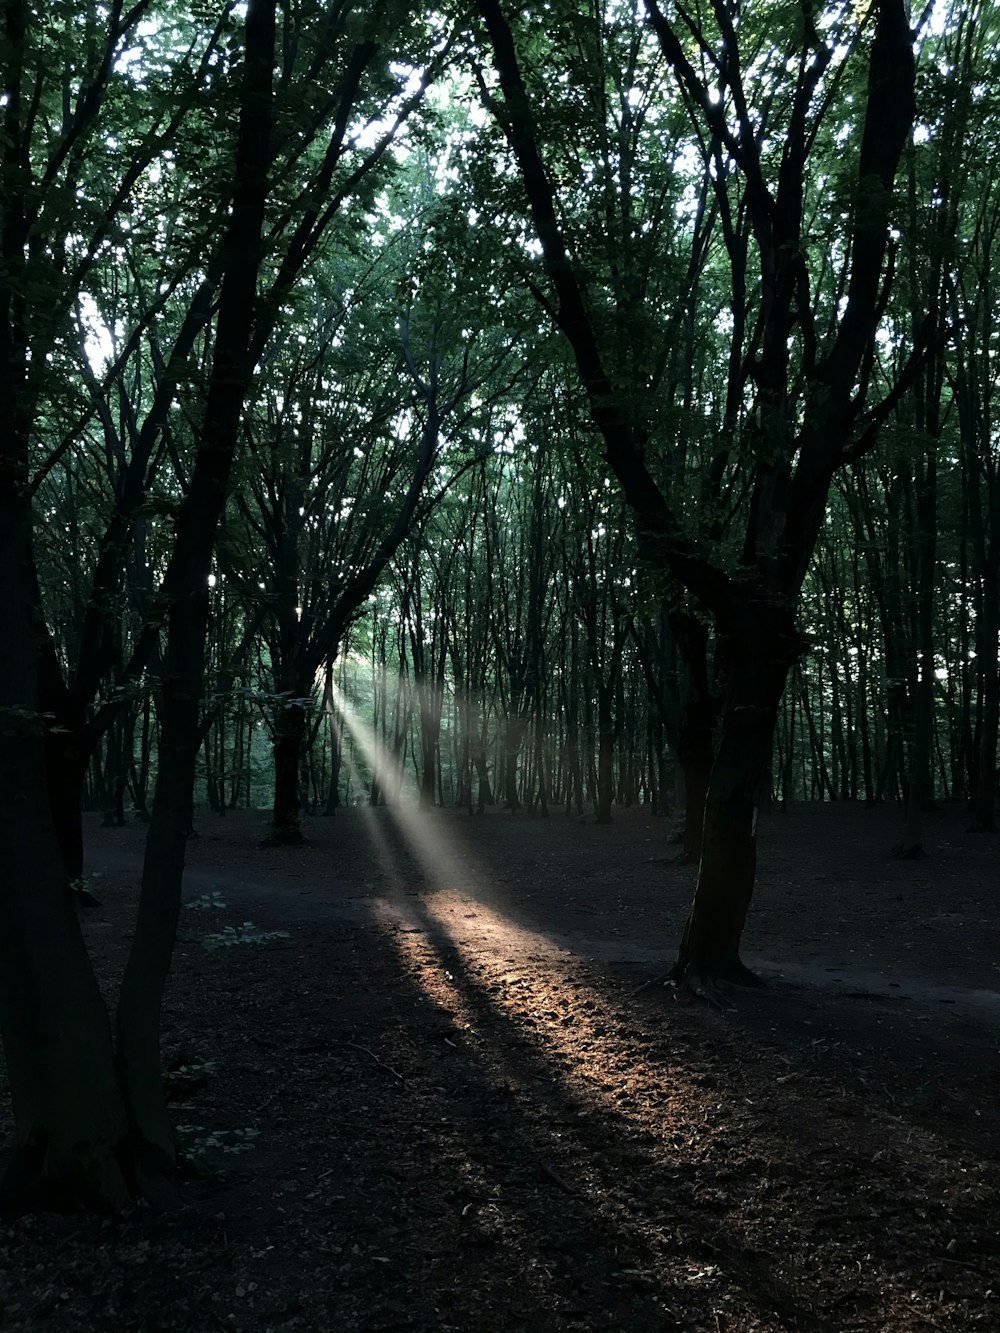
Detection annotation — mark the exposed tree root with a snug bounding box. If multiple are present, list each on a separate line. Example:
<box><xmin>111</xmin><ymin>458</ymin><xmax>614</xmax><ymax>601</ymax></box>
<box><xmin>70</xmin><ymin>880</ymin><xmax>103</xmax><ymax>908</ymax></box>
<box><xmin>673</xmin><ymin>964</ymin><xmax>742</xmax><ymax>1010</ymax></box>
<box><xmin>631</xmin><ymin>955</ymin><xmax>764</xmax><ymax>1007</ymax></box>
<box><xmin>0</xmin><ymin>1133</ymin><xmax>187</xmax><ymax>1219</ymax></box>
<box><xmin>0</xmin><ymin>1142</ymin><xmax>133</xmax><ymax>1218</ymax></box>
<box><xmin>127</xmin><ymin>1143</ymin><xmax>182</xmax><ymax>1213</ymax></box>
<box><xmin>259</xmin><ymin>827</ymin><xmax>307</xmax><ymax>848</ymax></box>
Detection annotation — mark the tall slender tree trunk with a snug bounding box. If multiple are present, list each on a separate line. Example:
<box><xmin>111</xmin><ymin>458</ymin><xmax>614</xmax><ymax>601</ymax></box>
<box><xmin>503</xmin><ymin>713</ymin><xmax>527</xmax><ymax>810</ymax></box>
<box><xmin>115</xmin><ymin>0</ymin><xmax>276</xmax><ymax>1173</ymax></box>
<box><xmin>900</xmin><ymin>452</ymin><xmax>938</xmax><ymax>855</ymax></box>
<box><xmin>970</xmin><ymin>568</ymin><xmax>999</xmax><ymax>831</ymax></box>
<box><xmin>594</xmin><ymin>681</ymin><xmax>615</xmax><ymax>823</ymax></box>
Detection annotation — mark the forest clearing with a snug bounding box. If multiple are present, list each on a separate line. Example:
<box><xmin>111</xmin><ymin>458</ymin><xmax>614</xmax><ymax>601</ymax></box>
<box><xmin>1</xmin><ymin>802</ymin><xmax>996</xmax><ymax>1331</ymax></box>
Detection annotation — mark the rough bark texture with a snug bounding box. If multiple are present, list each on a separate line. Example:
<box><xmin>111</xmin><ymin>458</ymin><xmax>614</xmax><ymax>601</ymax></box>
<box><xmin>0</xmin><ymin>0</ymin><xmax>134</xmax><ymax>1210</ymax></box>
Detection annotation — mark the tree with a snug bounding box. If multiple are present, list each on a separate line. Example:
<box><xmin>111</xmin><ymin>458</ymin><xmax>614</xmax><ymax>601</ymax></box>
<box><xmin>0</xmin><ymin>0</ymin><xmax>450</xmax><ymax>1208</ymax></box>
<box><xmin>114</xmin><ymin>0</ymin><xmax>278</xmax><ymax>1179</ymax></box>
<box><xmin>0</xmin><ymin>0</ymin><xmax>273</xmax><ymax>1210</ymax></box>
<box><xmin>473</xmin><ymin>0</ymin><xmax>920</xmax><ymax>990</ymax></box>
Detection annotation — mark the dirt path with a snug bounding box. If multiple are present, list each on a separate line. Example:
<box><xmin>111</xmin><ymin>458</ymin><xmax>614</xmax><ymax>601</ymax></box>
<box><xmin>1</xmin><ymin>802</ymin><xmax>997</xmax><ymax>1331</ymax></box>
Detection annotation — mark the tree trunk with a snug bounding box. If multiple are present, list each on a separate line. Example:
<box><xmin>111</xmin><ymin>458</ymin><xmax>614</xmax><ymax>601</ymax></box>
<box><xmin>970</xmin><ymin>576</ymin><xmax>999</xmax><ymax>831</ymax></box>
<box><xmin>672</xmin><ymin>610</ymin><xmax>799</xmax><ymax>986</ymax></box>
<box><xmin>43</xmin><ymin>732</ymin><xmax>89</xmax><ymax>879</ymax></box>
<box><xmin>676</xmin><ymin>707</ymin><xmax>713</xmax><ymax>859</ymax></box>
<box><xmin>594</xmin><ymin>682</ymin><xmax>615</xmax><ymax>823</ymax></box>
<box><xmin>269</xmin><ymin>702</ymin><xmax>307</xmax><ymax>843</ymax></box>
<box><xmin>0</xmin><ymin>521</ymin><xmax>131</xmax><ymax>1211</ymax></box>
<box><xmin>475</xmin><ymin>698</ymin><xmax>493</xmax><ymax>811</ymax></box>
<box><xmin>115</xmin><ymin>0</ymin><xmax>275</xmax><ymax>1178</ymax></box>
<box><xmin>416</xmin><ymin>674</ymin><xmax>440</xmax><ymax>812</ymax></box>
<box><xmin>503</xmin><ymin>713</ymin><xmax>527</xmax><ymax>810</ymax></box>
<box><xmin>899</xmin><ymin>451</ymin><xmax>938</xmax><ymax>856</ymax></box>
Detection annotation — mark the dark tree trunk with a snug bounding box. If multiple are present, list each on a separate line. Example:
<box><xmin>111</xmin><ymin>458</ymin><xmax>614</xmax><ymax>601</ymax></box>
<box><xmin>115</xmin><ymin>0</ymin><xmax>276</xmax><ymax>1175</ymax></box>
<box><xmin>676</xmin><ymin>712</ymin><xmax>713</xmax><ymax>860</ymax></box>
<box><xmin>416</xmin><ymin>676</ymin><xmax>441</xmax><ymax>812</ymax></box>
<box><xmin>0</xmin><ymin>0</ymin><xmax>138</xmax><ymax>1208</ymax></box>
<box><xmin>673</xmin><ymin>617</ymin><xmax>714</xmax><ymax>861</ymax></box>
<box><xmin>43</xmin><ymin>732</ymin><xmax>88</xmax><ymax>880</ymax></box>
<box><xmin>0</xmin><ymin>515</ymin><xmax>131</xmax><ymax>1212</ymax></box>
<box><xmin>672</xmin><ymin>609</ymin><xmax>800</xmax><ymax>985</ymax></box>
<box><xmin>594</xmin><ymin>682</ymin><xmax>615</xmax><ymax>823</ymax></box>
<box><xmin>475</xmin><ymin>708</ymin><xmax>493</xmax><ymax>811</ymax></box>
<box><xmin>34</xmin><ymin>635</ymin><xmax>93</xmax><ymax>877</ymax></box>
<box><xmin>970</xmin><ymin>581</ymin><xmax>999</xmax><ymax>832</ymax></box>
<box><xmin>503</xmin><ymin>713</ymin><xmax>527</xmax><ymax>810</ymax></box>
<box><xmin>269</xmin><ymin>702</ymin><xmax>308</xmax><ymax>843</ymax></box>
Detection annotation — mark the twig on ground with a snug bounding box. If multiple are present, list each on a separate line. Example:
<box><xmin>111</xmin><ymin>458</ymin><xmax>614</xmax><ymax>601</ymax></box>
<box><xmin>346</xmin><ymin>1041</ymin><xmax>405</xmax><ymax>1082</ymax></box>
<box><xmin>536</xmin><ymin>1158</ymin><xmax>583</xmax><ymax>1199</ymax></box>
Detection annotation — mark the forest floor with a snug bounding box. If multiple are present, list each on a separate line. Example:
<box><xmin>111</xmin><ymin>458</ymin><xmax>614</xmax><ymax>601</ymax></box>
<box><xmin>1</xmin><ymin>801</ymin><xmax>999</xmax><ymax>1332</ymax></box>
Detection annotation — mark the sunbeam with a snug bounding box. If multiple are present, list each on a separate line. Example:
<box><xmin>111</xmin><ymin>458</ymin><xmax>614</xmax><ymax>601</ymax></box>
<box><xmin>332</xmin><ymin>681</ymin><xmax>696</xmax><ymax>1127</ymax></box>
<box><xmin>332</xmin><ymin>680</ymin><xmax>494</xmax><ymax>894</ymax></box>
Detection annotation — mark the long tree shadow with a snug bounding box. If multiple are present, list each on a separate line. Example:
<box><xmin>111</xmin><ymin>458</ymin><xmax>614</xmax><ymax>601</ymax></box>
<box><xmin>332</xmin><ymin>805</ymin><xmax>998</xmax><ymax>1331</ymax></box>
<box><xmin>349</xmin><ymin>801</ymin><xmax>1000</xmax><ymax>1160</ymax></box>
<box><xmin>19</xmin><ymin>811</ymin><xmax>997</xmax><ymax>1331</ymax></box>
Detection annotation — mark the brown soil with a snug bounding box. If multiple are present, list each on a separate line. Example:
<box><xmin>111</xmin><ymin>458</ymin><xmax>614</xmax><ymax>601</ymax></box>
<box><xmin>1</xmin><ymin>800</ymin><xmax>998</xmax><ymax>1332</ymax></box>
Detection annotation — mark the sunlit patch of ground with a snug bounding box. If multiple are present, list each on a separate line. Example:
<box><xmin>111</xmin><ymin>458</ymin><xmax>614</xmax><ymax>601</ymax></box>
<box><xmin>373</xmin><ymin>896</ymin><xmax>997</xmax><ymax>1329</ymax></box>
<box><xmin>323</xmin><ymin>687</ymin><xmax>1000</xmax><ymax>1328</ymax></box>
<box><xmin>355</xmin><ymin>852</ymin><xmax>997</xmax><ymax>1324</ymax></box>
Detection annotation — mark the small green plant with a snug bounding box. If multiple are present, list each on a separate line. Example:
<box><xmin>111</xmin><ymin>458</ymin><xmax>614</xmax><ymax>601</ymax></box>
<box><xmin>176</xmin><ymin>1124</ymin><xmax>260</xmax><ymax>1158</ymax></box>
<box><xmin>185</xmin><ymin>891</ymin><xmax>227</xmax><ymax>912</ymax></box>
<box><xmin>199</xmin><ymin>921</ymin><xmax>289</xmax><ymax>951</ymax></box>
<box><xmin>69</xmin><ymin>872</ymin><xmax>103</xmax><ymax>906</ymax></box>
<box><xmin>163</xmin><ymin>1057</ymin><xmax>216</xmax><ymax>1100</ymax></box>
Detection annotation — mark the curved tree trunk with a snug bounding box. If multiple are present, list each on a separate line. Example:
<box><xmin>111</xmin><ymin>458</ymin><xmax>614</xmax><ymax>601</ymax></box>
<box><xmin>672</xmin><ymin>610</ymin><xmax>799</xmax><ymax>986</ymax></box>
<box><xmin>115</xmin><ymin>0</ymin><xmax>276</xmax><ymax>1179</ymax></box>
